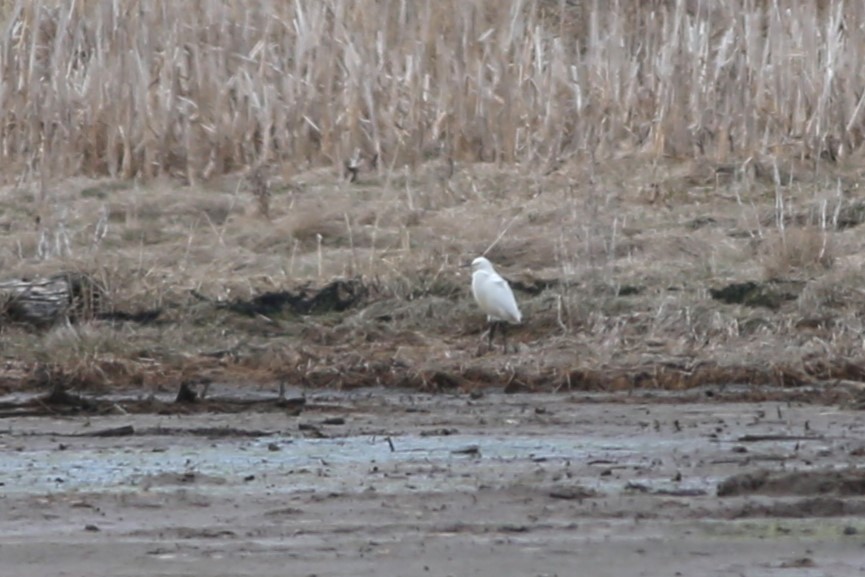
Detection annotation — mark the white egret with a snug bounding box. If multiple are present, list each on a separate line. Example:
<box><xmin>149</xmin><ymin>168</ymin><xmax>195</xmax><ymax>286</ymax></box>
<box><xmin>470</xmin><ymin>256</ymin><xmax>522</xmax><ymax>351</ymax></box>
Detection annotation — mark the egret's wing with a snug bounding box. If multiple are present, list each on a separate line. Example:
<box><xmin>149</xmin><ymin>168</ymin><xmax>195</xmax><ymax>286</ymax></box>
<box><xmin>487</xmin><ymin>276</ymin><xmax>521</xmax><ymax>322</ymax></box>
<box><xmin>489</xmin><ymin>275</ymin><xmax>513</xmax><ymax>292</ymax></box>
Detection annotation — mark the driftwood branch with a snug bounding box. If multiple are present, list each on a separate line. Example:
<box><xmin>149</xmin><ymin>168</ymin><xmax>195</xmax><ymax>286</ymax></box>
<box><xmin>0</xmin><ymin>272</ymin><xmax>105</xmax><ymax>327</ymax></box>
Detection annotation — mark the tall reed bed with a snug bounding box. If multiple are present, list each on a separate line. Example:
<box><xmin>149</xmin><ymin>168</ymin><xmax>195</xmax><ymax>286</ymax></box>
<box><xmin>1</xmin><ymin>0</ymin><xmax>863</xmax><ymax>184</ymax></box>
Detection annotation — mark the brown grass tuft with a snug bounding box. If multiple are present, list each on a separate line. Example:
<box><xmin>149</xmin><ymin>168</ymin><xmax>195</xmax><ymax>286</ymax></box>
<box><xmin>246</xmin><ymin>165</ymin><xmax>272</xmax><ymax>220</ymax></box>
<box><xmin>761</xmin><ymin>227</ymin><xmax>835</xmax><ymax>280</ymax></box>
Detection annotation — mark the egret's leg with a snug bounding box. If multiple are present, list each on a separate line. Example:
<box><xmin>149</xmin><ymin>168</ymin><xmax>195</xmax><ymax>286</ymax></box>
<box><xmin>487</xmin><ymin>320</ymin><xmax>497</xmax><ymax>349</ymax></box>
<box><xmin>500</xmin><ymin>321</ymin><xmax>509</xmax><ymax>353</ymax></box>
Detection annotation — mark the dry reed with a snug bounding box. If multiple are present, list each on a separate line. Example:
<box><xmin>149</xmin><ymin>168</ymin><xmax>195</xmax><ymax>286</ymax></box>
<box><xmin>2</xmin><ymin>0</ymin><xmax>864</xmax><ymax>185</ymax></box>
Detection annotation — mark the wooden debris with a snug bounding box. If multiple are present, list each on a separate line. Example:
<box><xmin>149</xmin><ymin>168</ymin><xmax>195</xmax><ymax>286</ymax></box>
<box><xmin>76</xmin><ymin>425</ymin><xmax>135</xmax><ymax>437</ymax></box>
<box><xmin>175</xmin><ymin>381</ymin><xmax>199</xmax><ymax>404</ymax></box>
<box><xmin>0</xmin><ymin>272</ymin><xmax>104</xmax><ymax>327</ymax></box>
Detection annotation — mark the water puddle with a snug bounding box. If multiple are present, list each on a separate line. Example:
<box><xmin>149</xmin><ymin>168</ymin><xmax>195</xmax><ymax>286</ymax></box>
<box><xmin>0</xmin><ymin>431</ymin><xmax>719</xmax><ymax>496</ymax></box>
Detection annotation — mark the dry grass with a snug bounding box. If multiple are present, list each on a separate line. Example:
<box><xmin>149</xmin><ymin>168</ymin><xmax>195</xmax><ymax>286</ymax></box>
<box><xmin>761</xmin><ymin>227</ymin><xmax>834</xmax><ymax>279</ymax></box>
<box><xmin>3</xmin><ymin>1</ymin><xmax>865</xmax><ymax>394</ymax></box>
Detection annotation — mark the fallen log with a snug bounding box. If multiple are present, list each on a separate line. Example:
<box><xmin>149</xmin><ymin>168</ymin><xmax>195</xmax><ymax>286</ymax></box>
<box><xmin>0</xmin><ymin>272</ymin><xmax>104</xmax><ymax>327</ymax></box>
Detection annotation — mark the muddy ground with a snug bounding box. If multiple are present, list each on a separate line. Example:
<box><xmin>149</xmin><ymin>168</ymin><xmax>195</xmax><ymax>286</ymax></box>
<box><xmin>2</xmin><ymin>386</ymin><xmax>865</xmax><ymax>576</ymax></box>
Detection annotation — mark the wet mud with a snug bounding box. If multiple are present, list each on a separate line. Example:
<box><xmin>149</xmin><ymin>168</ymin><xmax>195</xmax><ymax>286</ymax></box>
<box><xmin>2</xmin><ymin>388</ymin><xmax>865</xmax><ymax>576</ymax></box>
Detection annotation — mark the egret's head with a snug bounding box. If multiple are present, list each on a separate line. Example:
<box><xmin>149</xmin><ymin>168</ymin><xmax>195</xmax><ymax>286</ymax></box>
<box><xmin>470</xmin><ymin>256</ymin><xmax>494</xmax><ymax>273</ymax></box>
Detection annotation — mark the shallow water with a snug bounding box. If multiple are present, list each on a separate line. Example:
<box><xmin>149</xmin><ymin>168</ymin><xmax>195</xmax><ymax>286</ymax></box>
<box><xmin>0</xmin><ymin>391</ymin><xmax>849</xmax><ymax>505</ymax></box>
<box><xmin>0</xmin><ymin>429</ymin><xmax>718</xmax><ymax>496</ymax></box>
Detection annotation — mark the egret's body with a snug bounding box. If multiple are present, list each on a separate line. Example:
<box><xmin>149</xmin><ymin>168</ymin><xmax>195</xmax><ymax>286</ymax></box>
<box><xmin>470</xmin><ymin>256</ymin><xmax>521</xmax><ymax>350</ymax></box>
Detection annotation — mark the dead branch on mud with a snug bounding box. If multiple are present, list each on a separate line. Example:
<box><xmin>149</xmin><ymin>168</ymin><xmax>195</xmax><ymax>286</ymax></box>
<box><xmin>0</xmin><ymin>386</ymin><xmax>311</xmax><ymax>418</ymax></box>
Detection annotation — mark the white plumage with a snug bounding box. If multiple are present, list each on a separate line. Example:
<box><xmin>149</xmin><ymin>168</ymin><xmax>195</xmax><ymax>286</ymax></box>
<box><xmin>470</xmin><ymin>256</ymin><xmax>521</xmax><ymax>351</ymax></box>
<box><xmin>471</xmin><ymin>256</ymin><xmax>522</xmax><ymax>323</ymax></box>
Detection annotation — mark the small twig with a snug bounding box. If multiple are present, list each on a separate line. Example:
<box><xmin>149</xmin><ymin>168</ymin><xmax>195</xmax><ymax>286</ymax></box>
<box><xmin>555</xmin><ymin>293</ymin><xmax>568</xmax><ymax>334</ymax></box>
<box><xmin>483</xmin><ymin>212</ymin><xmax>522</xmax><ymax>256</ymax></box>
<box><xmin>316</xmin><ymin>233</ymin><xmax>323</xmax><ymax>279</ymax></box>
<box><xmin>35</xmin><ymin>398</ymin><xmax>59</xmax><ymax>415</ymax></box>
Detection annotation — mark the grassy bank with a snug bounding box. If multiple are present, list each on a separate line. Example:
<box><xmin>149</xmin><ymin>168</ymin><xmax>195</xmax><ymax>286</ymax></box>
<box><xmin>1</xmin><ymin>1</ymin><xmax>865</xmax><ymax>396</ymax></box>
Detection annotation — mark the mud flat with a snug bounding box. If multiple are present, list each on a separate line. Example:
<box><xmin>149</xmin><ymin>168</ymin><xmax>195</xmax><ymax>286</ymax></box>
<box><xmin>2</xmin><ymin>388</ymin><xmax>865</xmax><ymax>576</ymax></box>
